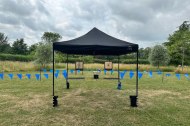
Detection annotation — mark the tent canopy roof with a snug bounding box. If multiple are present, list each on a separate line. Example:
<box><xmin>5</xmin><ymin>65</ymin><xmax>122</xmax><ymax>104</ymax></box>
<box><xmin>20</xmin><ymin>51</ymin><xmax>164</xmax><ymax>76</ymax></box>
<box><xmin>53</xmin><ymin>27</ymin><xmax>138</xmax><ymax>55</ymax></box>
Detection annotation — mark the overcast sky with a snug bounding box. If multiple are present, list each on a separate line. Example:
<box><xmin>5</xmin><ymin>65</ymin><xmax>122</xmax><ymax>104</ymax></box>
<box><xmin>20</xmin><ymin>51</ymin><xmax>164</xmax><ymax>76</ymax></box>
<box><xmin>0</xmin><ymin>0</ymin><xmax>190</xmax><ymax>48</ymax></box>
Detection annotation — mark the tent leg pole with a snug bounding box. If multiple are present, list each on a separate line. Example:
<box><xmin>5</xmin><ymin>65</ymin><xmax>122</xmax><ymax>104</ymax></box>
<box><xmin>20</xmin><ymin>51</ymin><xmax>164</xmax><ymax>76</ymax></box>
<box><xmin>66</xmin><ymin>54</ymin><xmax>69</xmax><ymax>89</ymax></box>
<box><xmin>118</xmin><ymin>56</ymin><xmax>120</xmax><ymax>83</ymax></box>
<box><xmin>75</xmin><ymin>63</ymin><xmax>77</xmax><ymax>75</ymax></box>
<box><xmin>136</xmin><ymin>50</ymin><xmax>139</xmax><ymax>96</ymax></box>
<box><xmin>53</xmin><ymin>49</ymin><xmax>55</xmax><ymax>96</ymax></box>
<box><xmin>40</xmin><ymin>65</ymin><xmax>41</xmax><ymax>81</ymax></box>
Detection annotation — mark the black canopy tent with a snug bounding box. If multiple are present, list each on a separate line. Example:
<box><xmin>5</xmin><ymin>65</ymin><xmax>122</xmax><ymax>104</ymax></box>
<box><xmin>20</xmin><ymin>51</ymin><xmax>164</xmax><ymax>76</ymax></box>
<box><xmin>53</xmin><ymin>27</ymin><xmax>139</xmax><ymax>106</ymax></box>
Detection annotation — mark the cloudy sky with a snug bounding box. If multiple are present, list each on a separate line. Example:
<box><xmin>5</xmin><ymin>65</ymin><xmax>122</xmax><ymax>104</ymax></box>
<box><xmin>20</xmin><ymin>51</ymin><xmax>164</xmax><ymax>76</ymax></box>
<box><xmin>0</xmin><ymin>0</ymin><xmax>190</xmax><ymax>48</ymax></box>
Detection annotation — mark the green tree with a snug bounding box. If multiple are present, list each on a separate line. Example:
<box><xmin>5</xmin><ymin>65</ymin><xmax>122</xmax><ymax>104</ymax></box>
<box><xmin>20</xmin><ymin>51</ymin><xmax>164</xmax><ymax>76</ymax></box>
<box><xmin>35</xmin><ymin>43</ymin><xmax>52</xmax><ymax>67</ymax></box>
<box><xmin>55</xmin><ymin>52</ymin><xmax>66</xmax><ymax>63</ymax></box>
<box><xmin>41</xmin><ymin>32</ymin><xmax>62</xmax><ymax>44</ymax></box>
<box><xmin>35</xmin><ymin>32</ymin><xmax>62</xmax><ymax>67</ymax></box>
<box><xmin>0</xmin><ymin>32</ymin><xmax>8</xmax><ymax>45</ymax></box>
<box><xmin>138</xmin><ymin>47</ymin><xmax>151</xmax><ymax>59</ymax></box>
<box><xmin>28</xmin><ymin>43</ymin><xmax>39</xmax><ymax>55</ymax></box>
<box><xmin>164</xmin><ymin>21</ymin><xmax>190</xmax><ymax>65</ymax></box>
<box><xmin>0</xmin><ymin>32</ymin><xmax>12</xmax><ymax>53</ymax></box>
<box><xmin>144</xmin><ymin>47</ymin><xmax>151</xmax><ymax>59</ymax></box>
<box><xmin>148</xmin><ymin>45</ymin><xmax>170</xmax><ymax>68</ymax></box>
<box><xmin>12</xmin><ymin>38</ymin><xmax>28</xmax><ymax>55</ymax></box>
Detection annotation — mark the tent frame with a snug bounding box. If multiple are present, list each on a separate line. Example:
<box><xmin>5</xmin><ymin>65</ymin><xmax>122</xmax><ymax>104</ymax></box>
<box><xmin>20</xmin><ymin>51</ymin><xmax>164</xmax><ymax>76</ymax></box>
<box><xmin>52</xmin><ymin>51</ymin><xmax>139</xmax><ymax>99</ymax></box>
<box><xmin>52</xmin><ymin>27</ymin><xmax>139</xmax><ymax>106</ymax></box>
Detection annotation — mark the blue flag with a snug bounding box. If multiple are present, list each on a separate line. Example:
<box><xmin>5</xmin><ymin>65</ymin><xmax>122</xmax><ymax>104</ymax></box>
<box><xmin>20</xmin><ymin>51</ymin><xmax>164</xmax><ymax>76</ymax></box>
<box><xmin>62</xmin><ymin>72</ymin><xmax>67</xmax><ymax>79</ymax></box>
<box><xmin>17</xmin><ymin>74</ymin><xmax>22</xmax><ymax>80</ymax></box>
<box><xmin>123</xmin><ymin>70</ymin><xmax>127</xmax><ymax>74</ymax></box>
<box><xmin>120</xmin><ymin>72</ymin><xmax>125</xmax><ymax>79</ymax></box>
<box><xmin>43</xmin><ymin>69</ymin><xmax>47</xmax><ymax>72</ymax></box>
<box><xmin>77</xmin><ymin>70</ymin><xmax>80</xmax><ymax>73</ymax></box>
<box><xmin>175</xmin><ymin>74</ymin><xmax>180</xmax><ymax>80</ymax></box>
<box><xmin>55</xmin><ymin>73</ymin><xmax>59</xmax><ymax>78</ymax></box>
<box><xmin>104</xmin><ymin>69</ymin><xmax>107</xmax><ymax>75</ymax></box>
<box><xmin>110</xmin><ymin>69</ymin><xmax>114</xmax><ymax>74</ymax></box>
<box><xmin>56</xmin><ymin>70</ymin><xmax>60</xmax><ymax>73</ymax></box>
<box><xmin>129</xmin><ymin>71</ymin><xmax>134</xmax><ymax>79</ymax></box>
<box><xmin>166</xmin><ymin>73</ymin><xmax>171</xmax><ymax>77</ymax></box>
<box><xmin>184</xmin><ymin>74</ymin><xmax>189</xmax><ymax>78</ymax></box>
<box><xmin>157</xmin><ymin>71</ymin><xmax>162</xmax><ymax>75</ymax></box>
<box><xmin>50</xmin><ymin>69</ymin><xmax>53</xmax><ymax>73</ymax></box>
<box><xmin>184</xmin><ymin>74</ymin><xmax>189</xmax><ymax>80</ymax></box>
<box><xmin>8</xmin><ymin>74</ymin><xmax>14</xmax><ymax>80</ymax></box>
<box><xmin>138</xmin><ymin>72</ymin><xmax>143</xmax><ymax>79</ymax></box>
<box><xmin>26</xmin><ymin>74</ymin><xmax>31</xmax><ymax>79</ymax></box>
<box><xmin>149</xmin><ymin>71</ymin><xmax>153</xmax><ymax>78</ymax></box>
<box><xmin>0</xmin><ymin>73</ymin><xmax>4</xmax><ymax>80</ymax></box>
<box><xmin>63</xmin><ymin>70</ymin><xmax>67</xmax><ymax>74</ymax></box>
<box><xmin>70</xmin><ymin>70</ymin><xmax>74</xmax><ymax>74</ymax></box>
<box><xmin>35</xmin><ymin>74</ymin><xmax>40</xmax><ymax>80</ymax></box>
<box><xmin>44</xmin><ymin>74</ymin><xmax>48</xmax><ymax>79</ymax></box>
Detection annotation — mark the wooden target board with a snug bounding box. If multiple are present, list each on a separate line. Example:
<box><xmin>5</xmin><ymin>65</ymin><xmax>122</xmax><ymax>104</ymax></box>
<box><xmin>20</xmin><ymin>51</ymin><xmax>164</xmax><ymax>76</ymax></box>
<box><xmin>104</xmin><ymin>62</ymin><xmax>113</xmax><ymax>70</ymax></box>
<box><xmin>75</xmin><ymin>62</ymin><xmax>83</xmax><ymax>70</ymax></box>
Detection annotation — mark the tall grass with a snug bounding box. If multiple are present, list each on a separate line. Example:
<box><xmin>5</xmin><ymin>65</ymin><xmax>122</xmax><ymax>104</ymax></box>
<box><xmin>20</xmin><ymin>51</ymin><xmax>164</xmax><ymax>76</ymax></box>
<box><xmin>0</xmin><ymin>61</ymin><xmax>189</xmax><ymax>73</ymax></box>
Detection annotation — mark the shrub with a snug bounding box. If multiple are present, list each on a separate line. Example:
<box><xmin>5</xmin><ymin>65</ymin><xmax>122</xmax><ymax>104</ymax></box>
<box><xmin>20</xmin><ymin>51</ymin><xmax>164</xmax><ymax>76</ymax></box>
<box><xmin>0</xmin><ymin>53</ymin><xmax>34</xmax><ymax>61</ymax></box>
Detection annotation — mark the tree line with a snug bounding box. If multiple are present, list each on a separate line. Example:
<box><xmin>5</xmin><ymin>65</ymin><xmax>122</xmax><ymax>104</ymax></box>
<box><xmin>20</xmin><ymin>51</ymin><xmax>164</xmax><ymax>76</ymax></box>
<box><xmin>0</xmin><ymin>21</ymin><xmax>190</xmax><ymax>68</ymax></box>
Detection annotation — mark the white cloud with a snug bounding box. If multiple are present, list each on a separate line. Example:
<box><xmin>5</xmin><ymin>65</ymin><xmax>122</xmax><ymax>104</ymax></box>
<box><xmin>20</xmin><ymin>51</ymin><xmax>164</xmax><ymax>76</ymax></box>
<box><xmin>0</xmin><ymin>0</ymin><xmax>190</xmax><ymax>47</ymax></box>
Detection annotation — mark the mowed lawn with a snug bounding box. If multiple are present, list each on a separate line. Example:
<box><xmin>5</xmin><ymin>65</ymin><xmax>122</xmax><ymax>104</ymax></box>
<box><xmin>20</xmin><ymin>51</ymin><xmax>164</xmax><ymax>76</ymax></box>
<box><xmin>0</xmin><ymin>71</ymin><xmax>190</xmax><ymax>126</ymax></box>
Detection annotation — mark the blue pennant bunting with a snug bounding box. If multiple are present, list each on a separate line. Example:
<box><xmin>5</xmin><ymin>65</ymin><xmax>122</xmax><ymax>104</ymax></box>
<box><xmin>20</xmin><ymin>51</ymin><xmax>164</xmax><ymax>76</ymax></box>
<box><xmin>0</xmin><ymin>73</ymin><xmax>4</xmax><ymax>80</ymax></box>
<box><xmin>157</xmin><ymin>71</ymin><xmax>162</xmax><ymax>75</ymax></box>
<box><xmin>149</xmin><ymin>71</ymin><xmax>153</xmax><ymax>78</ymax></box>
<box><xmin>123</xmin><ymin>70</ymin><xmax>127</xmax><ymax>74</ymax></box>
<box><xmin>44</xmin><ymin>74</ymin><xmax>49</xmax><ymax>79</ymax></box>
<box><xmin>70</xmin><ymin>70</ymin><xmax>74</xmax><ymax>74</ymax></box>
<box><xmin>166</xmin><ymin>73</ymin><xmax>171</xmax><ymax>77</ymax></box>
<box><xmin>184</xmin><ymin>74</ymin><xmax>189</xmax><ymax>80</ymax></box>
<box><xmin>110</xmin><ymin>69</ymin><xmax>114</xmax><ymax>74</ymax></box>
<box><xmin>26</xmin><ymin>74</ymin><xmax>31</xmax><ymax>79</ymax></box>
<box><xmin>63</xmin><ymin>70</ymin><xmax>67</xmax><ymax>74</ymax></box>
<box><xmin>55</xmin><ymin>73</ymin><xmax>59</xmax><ymax>78</ymax></box>
<box><xmin>120</xmin><ymin>72</ymin><xmax>125</xmax><ymax>79</ymax></box>
<box><xmin>77</xmin><ymin>70</ymin><xmax>80</xmax><ymax>73</ymax></box>
<box><xmin>35</xmin><ymin>74</ymin><xmax>40</xmax><ymax>80</ymax></box>
<box><xmin>8</xmin><ymin>74</ymin><xmax>14</xmax><ymax>80</ymax></box>
<box><xmin>104</xmin><ymin>69</ymin><xmax>107</xmax><ymax>75</ymax></box>
<box><xmin>50</xmin><ymin>69</ymin><xmax>53</xmax><ymax>73</ymax></box>
<box><xmin>56</xmin><ymin>70</ymin><xmax>60</xmax><ymax>73</ymax></box>
<box><xmin>62</xmin><ymin>72</ymin><xmax>67</xmax><ymax>79</ymax></box>
<box><xmin>17</xmin><ymin>74</ymin><xmax>22</xmax><ymax>80</ymax></box>
<box><xmin>175</xmin><ymin>74</ymin><xmax>180</xmax><ymax>80</ymax></box>
<box><xmin>138</xmin><ymin>72</ymin><xmax>143</xmax><ymax>79</ymax></box>
<box><xmin>184</xmin><ymin>74</ymin><xmax>189</xmax><ymax>78</ymax></box>
<box><xmin>129</xmin><ymin>71</ymin><xmax>134</xmax><ymax>79</ymax></box>
<box><xmin>43</xmin><ymin>69</ymin><xmax>47</xmax><ymax>72</ymax></box>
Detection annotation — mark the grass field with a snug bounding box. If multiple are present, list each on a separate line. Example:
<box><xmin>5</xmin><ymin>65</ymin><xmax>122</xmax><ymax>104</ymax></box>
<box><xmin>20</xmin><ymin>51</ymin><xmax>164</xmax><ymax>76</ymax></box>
<box><xmin>0</xmin><ymin>71</ymin><xmax>190</xmax><ymax>126</ymax></box>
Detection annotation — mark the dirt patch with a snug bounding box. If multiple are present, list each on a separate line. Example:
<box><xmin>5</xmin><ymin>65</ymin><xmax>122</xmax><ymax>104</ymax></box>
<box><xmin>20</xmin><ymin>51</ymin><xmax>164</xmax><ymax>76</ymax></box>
<box><xmin>179</xmin><ymin>95</ymin><xmax>190</xmax><ymax>99</ymax></box>
<box><xmin>138</xmin><ymin>90</ymin><xmax>182</xmax><ymax>107</ymax></box>
<box><xmin>16</xmin><ymin>94</ymin><xmax>49</xmax><ymax>109</ymax></box>
<box><xmin>88</xmin><ymin>100</ymin><xmax>108</xmax><ymax>109</ymax></box>
<box><xmin>140</xmin><ymin>90</ymin><xmax>181</xmax><ymax>98</ymax></box>
<box><xmin>0</xmin><ymin>94</ymin><xmax>19</xmax><ymax>100</ymax></box>
<box><xmin>62</xmin><ymin>88</ymin><xmax>87</xmax><ymax>106</ymax></box>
